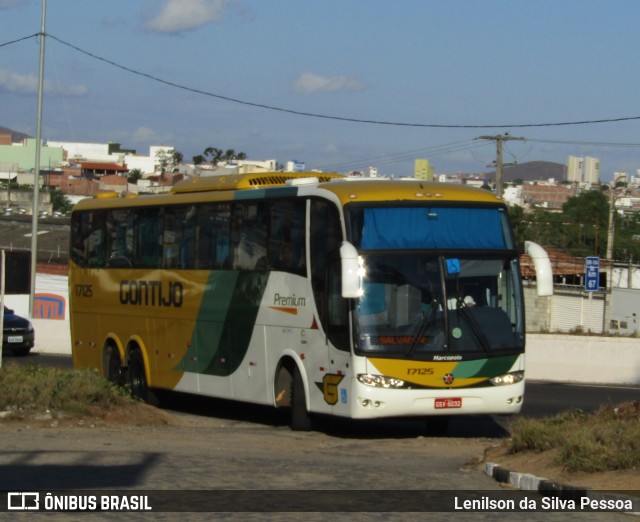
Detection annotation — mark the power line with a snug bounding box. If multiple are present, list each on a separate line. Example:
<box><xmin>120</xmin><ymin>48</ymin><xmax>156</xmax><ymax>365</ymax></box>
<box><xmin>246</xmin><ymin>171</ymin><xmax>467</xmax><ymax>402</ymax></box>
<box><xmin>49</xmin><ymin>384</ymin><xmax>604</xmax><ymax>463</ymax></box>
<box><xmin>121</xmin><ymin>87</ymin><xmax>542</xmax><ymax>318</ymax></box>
<box><xmin>5</xmin><ymin>32</ymin><xmax>640</xmax><ymax>131</ymax></box>
<box><xmin>317</xmin><ymin>140</ymin><xmax>491</xmax><ymax>172</ymax></box>
<box><xmin>0</xmin><ymin>33</ymin><xmax>39</xmax><ymax>48</ymax></box>
<box><xmin>527</xmin><ymin>138</ymin><xmax>640</xmax><ymax>148</ymax></box>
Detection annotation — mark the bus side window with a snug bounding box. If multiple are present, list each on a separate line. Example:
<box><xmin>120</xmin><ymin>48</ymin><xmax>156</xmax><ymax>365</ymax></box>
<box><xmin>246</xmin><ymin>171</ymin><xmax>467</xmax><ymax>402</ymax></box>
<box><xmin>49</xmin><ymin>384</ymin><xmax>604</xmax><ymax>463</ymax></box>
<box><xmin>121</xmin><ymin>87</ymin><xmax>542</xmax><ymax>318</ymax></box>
<box><xmin>230</xmin><ymin>202</ymin><xmax>267</xmax><ymax>270</ymax></box>
<box><xmin>86</xmin><ymin>211</ymin><xmax>107</xmax><ymax>268</ymax></box>
<box><xmin>162</xmin><ymin>208</ymin><xmax>178</xmax><ymax>269</ymax></box>
<box><xmin>71</xmin><ymin>212</ymin><xmax>93</xmax><ymax>267</ymax></box>
<box><xmin>268</xmin><ymin>200</ymin><xmax>306</xmax><ymax>274</ymax></box>
<box><xmin>195</xmin><ymin>203</ymin><xmax>231</xmax><ymax>269</ymax></box>
<box><xmin>106</xmin><ymin>209</ymin><xmax>133</xmax><ymax>268</ymax></box>
<box><xmin>134</xmin><ymin>208</ymin><xmax>162</xmax><ymax>268</ymax></box>
<box><xmin>214</xmin><ymin>204</ymin><xmax>231</xmax><ymax>268</ymax></box>
<box><xmin>179</xmin><ymin>206</ymin><xmax>197</xmax><ymax>269</ymax></box>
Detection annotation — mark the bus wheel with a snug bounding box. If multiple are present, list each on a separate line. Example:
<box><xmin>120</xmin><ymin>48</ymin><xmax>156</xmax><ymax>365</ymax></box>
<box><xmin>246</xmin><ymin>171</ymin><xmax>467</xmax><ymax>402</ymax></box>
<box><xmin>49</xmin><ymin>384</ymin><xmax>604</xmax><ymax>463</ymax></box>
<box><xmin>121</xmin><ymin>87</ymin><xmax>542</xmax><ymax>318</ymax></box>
<box><xmin>424</xmin><ymin>416</ymin><xmax>450</xmax><ymax>437</ymax></box>
<box><xmin>290</xmin><ymin>366</ymin><xmax>312</xmax><ymax>431</ymax></box>
<box><xmin>127</xmin><ymin>350</ymin><xmax>149</xmax><ymax>402</ymax></box>
<box><xmin>104</xmin><ymin>345</ymin><xmax>123</xmax><ymax>386</ymax></box>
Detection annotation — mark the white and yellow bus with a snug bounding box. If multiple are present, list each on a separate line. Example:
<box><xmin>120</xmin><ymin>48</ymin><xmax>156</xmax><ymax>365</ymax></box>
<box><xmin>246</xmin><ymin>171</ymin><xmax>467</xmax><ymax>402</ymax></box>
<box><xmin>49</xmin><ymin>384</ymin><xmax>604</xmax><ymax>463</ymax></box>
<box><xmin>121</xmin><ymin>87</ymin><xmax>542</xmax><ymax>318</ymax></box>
<box><xmin>69</xmin><ymin>172</ymin><xmax>552</xmax><ymax>431</ymax></box>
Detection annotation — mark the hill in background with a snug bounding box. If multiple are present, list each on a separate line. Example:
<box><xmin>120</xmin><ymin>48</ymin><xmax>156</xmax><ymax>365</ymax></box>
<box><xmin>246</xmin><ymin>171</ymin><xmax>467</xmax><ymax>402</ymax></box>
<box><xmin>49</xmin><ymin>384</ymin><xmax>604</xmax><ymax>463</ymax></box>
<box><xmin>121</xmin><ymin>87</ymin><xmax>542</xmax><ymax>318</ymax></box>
<box><xmin>0</xmin><ymin>125</ymin><xmax>31</xmax><ymax>143</ymax></box>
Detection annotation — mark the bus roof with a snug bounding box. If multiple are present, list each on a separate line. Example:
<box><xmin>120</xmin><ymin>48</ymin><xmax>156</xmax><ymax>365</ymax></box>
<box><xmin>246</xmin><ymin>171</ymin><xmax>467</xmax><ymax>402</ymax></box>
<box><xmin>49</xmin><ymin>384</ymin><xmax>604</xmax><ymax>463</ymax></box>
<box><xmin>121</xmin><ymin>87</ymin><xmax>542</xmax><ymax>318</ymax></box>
<box><xmin>171</xmin><ymin>171</ymin><xmax>344</xmax><ymax>193</ymax></box>
<box><xmin>73</xmin><ymin>172</ymin><xmax>503</xmax><ymax>212</ymax></box>
<box><xmin>318</xmin><ymin>177</ymin><xmax>502</xmax><ymax>205</ymax></box>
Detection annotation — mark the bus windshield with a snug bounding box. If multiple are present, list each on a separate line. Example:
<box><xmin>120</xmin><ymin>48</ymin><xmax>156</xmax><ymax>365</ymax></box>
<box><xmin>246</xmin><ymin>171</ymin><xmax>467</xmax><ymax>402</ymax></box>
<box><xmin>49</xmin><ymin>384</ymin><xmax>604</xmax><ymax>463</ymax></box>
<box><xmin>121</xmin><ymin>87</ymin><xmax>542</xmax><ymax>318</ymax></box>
<box><xmin>347</xmin><ymin>204</ymin><xmax>523</xmax><ymax>359</ymax></box>
<box><xmin>353</xmin><ymin>254</ymin><xmax>524</xmax><ymax>358</ymax></box>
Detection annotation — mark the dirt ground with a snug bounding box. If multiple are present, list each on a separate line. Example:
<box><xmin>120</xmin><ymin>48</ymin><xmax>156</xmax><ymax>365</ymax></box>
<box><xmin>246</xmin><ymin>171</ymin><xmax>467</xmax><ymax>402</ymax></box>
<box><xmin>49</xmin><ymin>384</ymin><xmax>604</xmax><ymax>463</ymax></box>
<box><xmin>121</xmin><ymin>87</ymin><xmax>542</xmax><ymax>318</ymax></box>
<box><xmin>5</xmin><ymin>400</ymin><xmax>639</xmax><ymax>495</ymax></box>
<box><xmin>482</xmin><ymin>444</ymin><xmax>640</xmax><ymax>493</ymax></box>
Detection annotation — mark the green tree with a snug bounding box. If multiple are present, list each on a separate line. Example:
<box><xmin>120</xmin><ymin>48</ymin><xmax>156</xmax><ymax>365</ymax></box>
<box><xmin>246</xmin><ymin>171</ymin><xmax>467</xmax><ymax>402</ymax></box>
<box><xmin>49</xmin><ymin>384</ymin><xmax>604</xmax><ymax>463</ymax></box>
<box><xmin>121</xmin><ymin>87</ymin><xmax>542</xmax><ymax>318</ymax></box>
<box><xmin>50</xmin><ymin>189</ymin><xmax>73</xmax><ymax>215</ymax></box>
<box><xmin>562</xmin><ymin>191</ymin><xmax>609</xmax><ymax>257</ymax></box>
<box><xmin>203</xmin><ymin>147</ymin><xmax>223</xmax><ymax>166</ymax></box>
<box><xmin>127</xmin><ymin>168</ymin><xmax>143</xmax><ymax>184</ymax></box>
<box><xmin>200</xmin><ymin>146</ymin><xmax>247</xmax><ymax>167</ymax></box>
<box><xmin>562</xmin><ymin>190</ymin><xmax>609</xmax><ymax>225</ymax></box>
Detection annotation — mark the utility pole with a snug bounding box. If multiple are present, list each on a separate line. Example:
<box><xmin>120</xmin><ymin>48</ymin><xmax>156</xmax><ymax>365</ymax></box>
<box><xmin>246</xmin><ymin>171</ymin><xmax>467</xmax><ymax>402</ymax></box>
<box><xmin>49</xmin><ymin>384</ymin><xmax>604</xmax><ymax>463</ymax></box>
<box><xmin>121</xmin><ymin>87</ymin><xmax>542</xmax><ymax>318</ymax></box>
<box><xmin>477</xmin><ymin>133</ymin><xmax>526</xmax><ymax>198</ymax></box>
<box><xmin>606</xmin><ymin>174</ymin><xmax>627</xmax><ymax>261</ymax></box>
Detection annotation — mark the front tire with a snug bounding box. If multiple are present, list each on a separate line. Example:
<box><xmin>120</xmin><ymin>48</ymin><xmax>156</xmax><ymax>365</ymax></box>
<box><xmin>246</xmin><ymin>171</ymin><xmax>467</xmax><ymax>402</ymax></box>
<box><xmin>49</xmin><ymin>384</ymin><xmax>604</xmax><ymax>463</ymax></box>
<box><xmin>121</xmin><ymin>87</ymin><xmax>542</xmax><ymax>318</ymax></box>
<box><xmin>290</xmin><ymin>366</ymin><xmax>312</xmax><ymax>431</ymax></box>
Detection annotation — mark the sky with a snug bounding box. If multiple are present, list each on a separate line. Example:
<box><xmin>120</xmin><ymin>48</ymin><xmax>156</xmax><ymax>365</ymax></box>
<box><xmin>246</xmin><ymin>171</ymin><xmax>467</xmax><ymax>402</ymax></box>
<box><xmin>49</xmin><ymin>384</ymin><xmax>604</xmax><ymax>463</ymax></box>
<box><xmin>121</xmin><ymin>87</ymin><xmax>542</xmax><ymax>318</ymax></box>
<box><xmin>2</xmin><ymin>0</ymin><xmax>640</xmax><ymax>180</ymax></box>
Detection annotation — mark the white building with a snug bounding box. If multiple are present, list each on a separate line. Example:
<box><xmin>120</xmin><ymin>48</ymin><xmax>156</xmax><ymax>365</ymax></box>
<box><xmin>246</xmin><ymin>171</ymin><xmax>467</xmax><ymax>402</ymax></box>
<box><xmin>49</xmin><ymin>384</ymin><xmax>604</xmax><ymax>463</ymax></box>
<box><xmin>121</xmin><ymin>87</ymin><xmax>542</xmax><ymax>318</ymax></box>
<box><xmin>567</xmin><ymin>156</ymin><xmax>584</xmax><ymax>183</ymax></box>
<box><xmin>567</xmin><ymin>155</ymin><xmax>600</xmax><ymax>184</ymax></box>
<box><xmin>502</xmin><ymin>185</ymin><xmax>523</xmax><ymax>206</ymax></box>
<box><xmin>46</xmin><ymin>140</ymin><xmax>175</xmax><ymax>175</ymax></box>
<box><xmin>584</xmin><ymin>156</ymin><xmax>600</xmax><ymax>184</ymax></box>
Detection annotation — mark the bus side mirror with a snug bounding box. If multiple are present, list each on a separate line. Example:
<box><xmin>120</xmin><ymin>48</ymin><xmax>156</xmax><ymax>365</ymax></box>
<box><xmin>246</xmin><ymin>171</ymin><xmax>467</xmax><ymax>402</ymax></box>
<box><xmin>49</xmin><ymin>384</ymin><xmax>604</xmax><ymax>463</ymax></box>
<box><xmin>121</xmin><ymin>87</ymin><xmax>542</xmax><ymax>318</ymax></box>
<box><xmin>524</xmin><ymin>241</ymin><xmax>553</xmax><ymax>296</ymax></box>
<box><xmin>340</xmin><ymin>241</ymin><xmax>362</xmax><ymax>298</ymax></box>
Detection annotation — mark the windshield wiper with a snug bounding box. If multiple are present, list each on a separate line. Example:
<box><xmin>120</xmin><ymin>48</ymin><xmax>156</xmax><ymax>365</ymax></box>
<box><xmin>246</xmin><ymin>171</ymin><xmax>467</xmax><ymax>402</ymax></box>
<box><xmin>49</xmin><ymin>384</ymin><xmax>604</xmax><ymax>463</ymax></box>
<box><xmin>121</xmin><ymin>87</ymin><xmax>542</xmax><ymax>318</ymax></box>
<box><xmin>405</xmin><ymin>302</ymin><xmax>438</xmax><ymax>359</ymax></box>
<box><xmin>457</xmin><ymin>307</ymin><xmax>492</xmax><ymax>354</ymax></box>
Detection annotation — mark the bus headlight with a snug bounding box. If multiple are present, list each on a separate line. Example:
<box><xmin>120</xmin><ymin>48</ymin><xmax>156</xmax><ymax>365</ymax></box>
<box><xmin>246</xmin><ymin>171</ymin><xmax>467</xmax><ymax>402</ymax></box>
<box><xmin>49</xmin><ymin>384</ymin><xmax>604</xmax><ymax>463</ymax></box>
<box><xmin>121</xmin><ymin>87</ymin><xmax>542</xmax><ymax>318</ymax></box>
<box><xmin>357</xmin><ymin>374</ymin><xmax>405</xmax><ymax>388</ymax></box>
<box><xmin>489</xmin><ymin>370</ymin><xmax>524</xmax><ymax>386</ymax></box>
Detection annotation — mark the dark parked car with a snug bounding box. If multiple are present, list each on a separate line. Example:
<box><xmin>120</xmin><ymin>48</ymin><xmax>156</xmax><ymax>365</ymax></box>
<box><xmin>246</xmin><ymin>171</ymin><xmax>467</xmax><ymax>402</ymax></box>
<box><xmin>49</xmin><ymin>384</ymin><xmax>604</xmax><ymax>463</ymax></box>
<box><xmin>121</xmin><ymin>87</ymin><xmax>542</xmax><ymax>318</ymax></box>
<box><xmin>2</xmin><ymin>307</ymin><xmax>35</xmax><ymax>356</ymax></box>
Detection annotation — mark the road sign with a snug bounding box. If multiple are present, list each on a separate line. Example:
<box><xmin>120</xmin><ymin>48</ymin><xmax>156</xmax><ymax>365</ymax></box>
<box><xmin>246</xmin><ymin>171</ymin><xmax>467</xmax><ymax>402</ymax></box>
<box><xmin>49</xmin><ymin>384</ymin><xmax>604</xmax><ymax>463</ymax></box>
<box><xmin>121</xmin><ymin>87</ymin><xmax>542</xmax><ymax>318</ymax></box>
<box><xmin>585</xmin><ymin>256</ymin><xmax>600</xmax><ymax>292</ymax></box>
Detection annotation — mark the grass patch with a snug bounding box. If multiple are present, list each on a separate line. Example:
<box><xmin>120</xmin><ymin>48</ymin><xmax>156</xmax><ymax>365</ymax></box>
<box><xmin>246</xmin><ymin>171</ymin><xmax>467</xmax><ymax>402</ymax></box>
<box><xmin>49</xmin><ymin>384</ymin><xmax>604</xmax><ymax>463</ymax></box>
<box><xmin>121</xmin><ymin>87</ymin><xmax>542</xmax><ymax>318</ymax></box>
<box><xmin>509</xmin><ymin>401</ymin><xmax>640</xmax><ymax>472</ymax></box>
<box><xmin>0</xmin><ymin>362</ymin><xmax>135</xmax><ymax>419</ymax></box>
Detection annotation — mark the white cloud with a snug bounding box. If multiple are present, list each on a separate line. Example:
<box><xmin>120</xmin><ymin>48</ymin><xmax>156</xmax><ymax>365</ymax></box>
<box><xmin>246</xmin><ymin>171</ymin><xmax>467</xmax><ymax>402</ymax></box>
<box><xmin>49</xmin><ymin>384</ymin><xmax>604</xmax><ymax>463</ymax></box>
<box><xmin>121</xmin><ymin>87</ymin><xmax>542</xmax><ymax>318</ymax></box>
<box><xmin>132</xmin><ymin>127</ymin><xmax>157</xmax><ymax>143</ymax></box>
<box><xmin>145</xmin><ymin>0</ymin><xmax>230</xmax><ymax>33</ymax></box>
<box><xmin>293</xmin><ymin>72</ymin><xmax>367</xmax><ymax>94</ymax></box>
<box><xmin>0</xmin><ymin>69</ymin><xmax>87</xmax><ymax>96</ymax></box>
<box><xmin>0</xmin><ymin>0</ymin><xmax>28</xmax><ymax>10</ymax></box>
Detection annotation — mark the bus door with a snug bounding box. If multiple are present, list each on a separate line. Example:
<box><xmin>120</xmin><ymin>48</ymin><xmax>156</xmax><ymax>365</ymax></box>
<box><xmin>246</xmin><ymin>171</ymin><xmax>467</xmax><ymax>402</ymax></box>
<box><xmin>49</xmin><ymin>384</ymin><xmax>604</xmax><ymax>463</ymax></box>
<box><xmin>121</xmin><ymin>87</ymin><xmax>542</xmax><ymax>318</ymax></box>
<box><xmin>310</xmin><ymin>200</ymin><xmax>352</xmax><ymax>416</ymax></box>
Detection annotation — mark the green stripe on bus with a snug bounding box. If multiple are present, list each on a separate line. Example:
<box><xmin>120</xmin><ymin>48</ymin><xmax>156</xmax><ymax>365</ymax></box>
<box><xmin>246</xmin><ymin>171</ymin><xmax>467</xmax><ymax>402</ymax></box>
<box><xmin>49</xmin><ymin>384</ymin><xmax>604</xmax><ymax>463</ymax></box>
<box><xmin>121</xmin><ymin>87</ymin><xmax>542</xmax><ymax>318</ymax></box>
<box><xmin>234</xmin><ymin>186</ymin><xmax>299</xmax><ymax>200</ymax></box>
<box><xmin>176</xmin><ymin>271</ymin><xmax>269</xmax><ymax>376</ymax></box>
<box><xmin>452</xmin><ymin>355</ymin><xmax>519</xmax><ymax>378</ymax></box>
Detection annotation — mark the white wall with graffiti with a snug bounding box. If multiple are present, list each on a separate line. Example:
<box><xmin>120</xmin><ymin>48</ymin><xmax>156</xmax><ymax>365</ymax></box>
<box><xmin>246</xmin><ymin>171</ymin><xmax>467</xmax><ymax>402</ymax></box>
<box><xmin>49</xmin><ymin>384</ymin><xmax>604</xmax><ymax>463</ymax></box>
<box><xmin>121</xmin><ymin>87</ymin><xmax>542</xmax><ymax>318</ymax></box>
<box><xmin>4</xmin><ymin>273</ymin><xmax>71</xmax><ymax>355</ymax></box>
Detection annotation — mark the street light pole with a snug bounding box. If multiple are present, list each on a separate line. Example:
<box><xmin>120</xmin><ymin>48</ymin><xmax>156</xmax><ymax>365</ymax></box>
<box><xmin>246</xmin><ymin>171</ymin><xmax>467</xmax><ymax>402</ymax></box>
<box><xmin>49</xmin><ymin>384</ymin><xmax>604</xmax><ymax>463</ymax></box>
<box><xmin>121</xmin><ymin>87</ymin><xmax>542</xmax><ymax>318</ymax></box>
<box><xmin>29</xmin><ymin>0</ymin><xmax>46</xmax><ymax>317</ymax></box>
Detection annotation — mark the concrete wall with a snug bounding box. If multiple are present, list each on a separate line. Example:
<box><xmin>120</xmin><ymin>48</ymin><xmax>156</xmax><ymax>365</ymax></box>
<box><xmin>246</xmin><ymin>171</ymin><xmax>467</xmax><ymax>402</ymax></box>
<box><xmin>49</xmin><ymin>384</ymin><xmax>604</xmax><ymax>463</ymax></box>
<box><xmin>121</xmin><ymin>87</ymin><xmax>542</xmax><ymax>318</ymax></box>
<box><xmin>7</xmin><ymin>276</ymin><xmax>640</xmax><ymax>386</ymax></box>
<box><xmin>526</xmin><ymin>333</ymin><xmax>640</xmax><ymax>385</ymax></box>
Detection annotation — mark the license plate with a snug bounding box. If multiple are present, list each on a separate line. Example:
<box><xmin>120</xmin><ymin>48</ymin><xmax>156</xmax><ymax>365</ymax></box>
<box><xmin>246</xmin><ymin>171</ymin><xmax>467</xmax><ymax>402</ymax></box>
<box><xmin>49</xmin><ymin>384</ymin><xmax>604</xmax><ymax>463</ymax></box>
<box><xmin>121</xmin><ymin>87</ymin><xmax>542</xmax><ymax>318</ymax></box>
<box><xmin>7</xmin><ymin>336</ymin><xmax>23</xmax><ymax>343</ymax></box>
<box><xmin>434</xmin><ymin>397</ymin><xmax>462</xmax><ymax>409</ymax></box>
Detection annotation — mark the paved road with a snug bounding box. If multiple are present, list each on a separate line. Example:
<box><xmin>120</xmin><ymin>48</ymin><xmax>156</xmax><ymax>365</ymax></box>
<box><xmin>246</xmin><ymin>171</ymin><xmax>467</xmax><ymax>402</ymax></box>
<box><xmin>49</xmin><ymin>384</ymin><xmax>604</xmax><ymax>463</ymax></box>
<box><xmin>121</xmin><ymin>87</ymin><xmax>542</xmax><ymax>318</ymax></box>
<box><xmin>0</xmin><ymin>353</ymin><xmax>634</xmax><ymax>520</ymax></box>
<box><xmin>0</xmin><ymin>410</ymin><xmax>630</xmax><ymax>521</ymax></box>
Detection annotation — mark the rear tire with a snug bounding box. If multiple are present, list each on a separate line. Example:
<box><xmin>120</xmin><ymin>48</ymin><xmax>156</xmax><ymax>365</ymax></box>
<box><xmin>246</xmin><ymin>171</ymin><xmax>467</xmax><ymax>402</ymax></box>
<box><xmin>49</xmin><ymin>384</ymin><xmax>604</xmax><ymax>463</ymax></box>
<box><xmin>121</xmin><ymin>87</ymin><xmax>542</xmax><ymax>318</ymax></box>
<box><xmin>127</xmin><ymin>349</ymin><xmax>150</xmax><ymax>402</ymax></box>
<box><xmin>290</xmin><ymin>366</ymin><xmax>312</xmax><ymax>431</ymax></box>
<box><xmin>104</xmin><ymin>345</ymin><xmax>123</xmax><ymax>386</ymax></box>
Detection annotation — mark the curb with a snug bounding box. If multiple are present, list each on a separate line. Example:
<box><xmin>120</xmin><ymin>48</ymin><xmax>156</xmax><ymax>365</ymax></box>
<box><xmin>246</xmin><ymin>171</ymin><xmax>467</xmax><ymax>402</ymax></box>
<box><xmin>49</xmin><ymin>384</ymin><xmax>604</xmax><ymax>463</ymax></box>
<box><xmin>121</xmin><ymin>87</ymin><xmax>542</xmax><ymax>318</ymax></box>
<box><xmin>484</xmin><ymin>462</ymin><xmax>640</xmax><ymax>515</ymax></box>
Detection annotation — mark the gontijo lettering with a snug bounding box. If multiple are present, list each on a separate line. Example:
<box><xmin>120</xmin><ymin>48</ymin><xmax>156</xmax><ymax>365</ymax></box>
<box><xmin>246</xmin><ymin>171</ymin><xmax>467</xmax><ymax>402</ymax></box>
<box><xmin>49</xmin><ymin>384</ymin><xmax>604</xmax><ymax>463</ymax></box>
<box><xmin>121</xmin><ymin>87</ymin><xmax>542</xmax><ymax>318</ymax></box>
<box><xmin>119</xmin><ymin>280</ymin><xmax>183</xmax><ymax>307</ymax></box>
